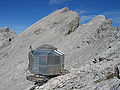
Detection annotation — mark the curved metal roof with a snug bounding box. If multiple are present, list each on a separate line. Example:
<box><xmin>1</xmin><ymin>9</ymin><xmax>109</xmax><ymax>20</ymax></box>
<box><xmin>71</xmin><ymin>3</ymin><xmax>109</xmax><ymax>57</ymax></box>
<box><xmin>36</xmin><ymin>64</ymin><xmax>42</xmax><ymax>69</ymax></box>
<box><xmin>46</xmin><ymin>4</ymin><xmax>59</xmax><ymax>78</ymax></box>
<box><xmin>39</xmin><ymin>44</ymin><xmax>57</xmax><ymax>50</ymax></box>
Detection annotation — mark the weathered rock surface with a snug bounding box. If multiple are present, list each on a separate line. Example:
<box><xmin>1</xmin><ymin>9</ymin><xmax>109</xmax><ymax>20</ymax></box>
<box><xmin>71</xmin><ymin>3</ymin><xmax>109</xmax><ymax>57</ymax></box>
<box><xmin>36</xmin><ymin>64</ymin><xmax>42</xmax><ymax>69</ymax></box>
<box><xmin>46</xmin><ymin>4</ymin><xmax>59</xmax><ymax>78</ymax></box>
<box><xmin>54</xmin><ymin>16</ymin><xmax>117</xmax><ymax>69</ymax></box>
<box><xmin>37</xmin><ymin>61</ymin><xmax>120</xmax><ymax>90</ymax></box>
<box><xmin>0</xmin><ymin>27</ymin><xmax>17</xmax><ymax>49</ymax></box>
<box><xmin>117</xmin><ymin>24</ymin><xmax>120</xmax><ymax>31</ymax></box>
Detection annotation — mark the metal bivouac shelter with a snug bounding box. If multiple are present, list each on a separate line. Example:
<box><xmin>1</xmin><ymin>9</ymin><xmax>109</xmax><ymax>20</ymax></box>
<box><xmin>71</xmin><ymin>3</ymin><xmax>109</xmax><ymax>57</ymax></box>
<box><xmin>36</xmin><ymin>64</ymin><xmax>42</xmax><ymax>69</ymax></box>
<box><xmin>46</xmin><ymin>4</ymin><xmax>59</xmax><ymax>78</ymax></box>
<box><xmin>27</xmin><ymin>44</ymin><xmax>65</xmax><ymax>82</ymax></box>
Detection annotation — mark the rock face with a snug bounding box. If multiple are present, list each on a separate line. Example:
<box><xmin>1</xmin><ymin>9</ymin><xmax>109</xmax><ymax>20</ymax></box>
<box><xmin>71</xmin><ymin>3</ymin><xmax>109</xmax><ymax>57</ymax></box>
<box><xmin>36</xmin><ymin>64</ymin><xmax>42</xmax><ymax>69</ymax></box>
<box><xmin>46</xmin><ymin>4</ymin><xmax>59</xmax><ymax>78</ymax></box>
<box><xmin>0</xmin><ymin>27</ymin><xmax>17</xmax><ymax>61</ymax></box>
<box><xmin>0</xmin><ymin>27</ymin><xmax>17</xmax><ymax>49</ymax></box>
<box><xmin>117</xmin><ymin>24</ymin><xmax>120</xmax><ymax>31</ymax></box>
<box><xmin>0</xmin><ymin>7</ymin><xmax>120</xmax><ymax>90</ymax></box>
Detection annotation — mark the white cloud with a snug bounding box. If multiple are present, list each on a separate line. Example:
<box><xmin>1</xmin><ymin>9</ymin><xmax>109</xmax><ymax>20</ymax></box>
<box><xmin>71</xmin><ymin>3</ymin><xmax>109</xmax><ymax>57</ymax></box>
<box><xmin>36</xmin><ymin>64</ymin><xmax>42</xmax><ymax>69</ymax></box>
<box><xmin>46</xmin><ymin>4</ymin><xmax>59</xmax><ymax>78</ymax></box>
<box><xmin>11</xmin><ymin>25</ymin><xmax>29</xmax><ymax>34</ymax></box>
<box><xmin>74</xmin><ymin>9</ymin><xmax>86</xmax><ymax>15</ymax></box>
<box><xmin>104</xmin><ymin>11</ymin><xmax>120</xmax><ymax>15</ymax></box>
<box><xmin>74</xmin><ymin>8</ymin><xmax>96</xmax><ymax>25</ymax></box>
<box><xmin>49</xmin><ymin>0</ymin><xmax>70</xmax><ymax>5</ymax></box>
<box><xmin>79</xmin><ymin>10</ymin><xmax>86</xmax><ymax>15</ymax></box>
<box><xmin>113</xmin><ymin>16</ymin><xmax>120</xmax><ymax>24</ymax></box>
<box><xmin>0</xmin><ymin>24</ymin><xmax>28</xmax><ymax>34</ymax></box>
<box><xmin>79</xmin><ymin>15</ymin><xmax>95</xmax><ymax>25</ymax></box>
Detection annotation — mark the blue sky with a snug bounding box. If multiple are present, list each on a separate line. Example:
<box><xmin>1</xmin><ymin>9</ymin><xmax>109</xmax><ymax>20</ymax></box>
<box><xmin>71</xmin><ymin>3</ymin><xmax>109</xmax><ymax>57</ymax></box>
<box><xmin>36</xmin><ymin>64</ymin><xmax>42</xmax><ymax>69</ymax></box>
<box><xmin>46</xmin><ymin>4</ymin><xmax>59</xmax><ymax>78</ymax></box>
<box><xmin>0</xmin><ymin>0</ymin><xmax>120</xmax><ymax>33</ymax></box>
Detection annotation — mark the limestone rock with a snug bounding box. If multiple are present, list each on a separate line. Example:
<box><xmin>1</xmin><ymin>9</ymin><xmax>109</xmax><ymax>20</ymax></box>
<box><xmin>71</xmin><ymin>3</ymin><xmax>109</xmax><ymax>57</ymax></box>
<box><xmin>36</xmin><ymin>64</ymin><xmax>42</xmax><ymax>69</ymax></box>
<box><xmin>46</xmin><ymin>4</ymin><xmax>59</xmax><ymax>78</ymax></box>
<box><xmin>117</xmin><ymin>24</ymin><xmax>120</xmax><ymax>31</ymax></box>
<box><xmin>0</xmin><ymin>27</ymin><xmax>9</xmax><ymax>32</ymax></box>
<box><xmin>0</xmin><ymin>27</ymin><xmax>17</xmax><ymax>49</ymax></box>
<box><xmin>55</xmin><ymin>15</ymin><xmax>117</xmax><ymax>69</ymax></box>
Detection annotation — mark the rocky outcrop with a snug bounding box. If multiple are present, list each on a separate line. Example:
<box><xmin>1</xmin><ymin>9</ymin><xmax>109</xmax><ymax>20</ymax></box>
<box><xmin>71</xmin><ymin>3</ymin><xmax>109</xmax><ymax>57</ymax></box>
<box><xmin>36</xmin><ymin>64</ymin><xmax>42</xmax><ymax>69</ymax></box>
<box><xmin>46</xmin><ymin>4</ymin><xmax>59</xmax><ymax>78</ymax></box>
<box><xmin>0</xmin><ymin>27</ymin><xmax>17</xmax><ymax>49</ymax></box>
<box><xmin>0</xmin><ymin>27</ymin><xmax>9</xmax><ymax>32</ymax></box>
<box><xmin>117</xmin><ymin>24</ymin><xmax>120</xmax><ymax>31</ymax></box>
<box><xmin>37</xmin><ymin>61</ymin><xmax>119</xmax><ymax>90</ymax></box>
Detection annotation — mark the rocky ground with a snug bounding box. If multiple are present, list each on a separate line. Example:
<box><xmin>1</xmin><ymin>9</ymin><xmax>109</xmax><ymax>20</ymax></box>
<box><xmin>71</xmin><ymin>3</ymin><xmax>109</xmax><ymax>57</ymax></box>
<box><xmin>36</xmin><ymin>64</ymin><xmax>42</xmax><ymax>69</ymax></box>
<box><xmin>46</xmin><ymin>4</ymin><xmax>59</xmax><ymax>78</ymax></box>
<box><xmin>0</xmin><ymin>7</ymin><xmax>120</xmax><ymax>90</ymax></box>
